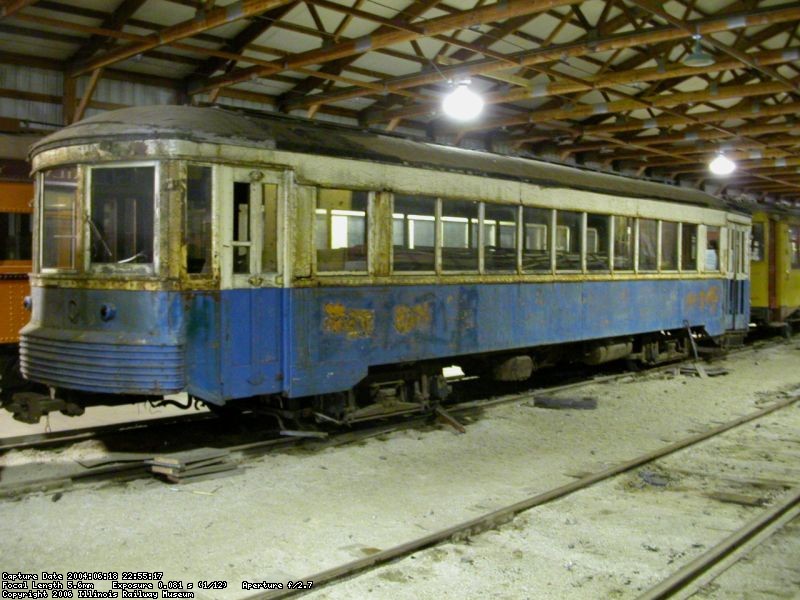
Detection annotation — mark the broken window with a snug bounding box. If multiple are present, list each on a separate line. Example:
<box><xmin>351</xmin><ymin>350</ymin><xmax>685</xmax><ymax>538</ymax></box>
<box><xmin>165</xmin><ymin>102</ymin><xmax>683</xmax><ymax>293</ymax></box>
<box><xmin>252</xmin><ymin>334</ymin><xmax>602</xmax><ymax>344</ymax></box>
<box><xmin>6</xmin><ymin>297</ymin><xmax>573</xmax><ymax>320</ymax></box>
<box><xmin>90</xmin><ymin>166</ymin><xmax>155</xmax><ymax>266</ymax></box>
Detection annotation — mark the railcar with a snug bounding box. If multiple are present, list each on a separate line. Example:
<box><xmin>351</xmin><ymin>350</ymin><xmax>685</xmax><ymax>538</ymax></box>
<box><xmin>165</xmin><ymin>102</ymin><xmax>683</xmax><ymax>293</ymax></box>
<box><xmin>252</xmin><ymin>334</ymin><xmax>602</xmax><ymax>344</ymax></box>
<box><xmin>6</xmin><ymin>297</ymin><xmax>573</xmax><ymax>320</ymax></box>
<box><xmin>0</xmin><ymin>134</ymin><xmax>34</xmax><ymax>402</ymax></box>
<box><xmin>9</xmin><ymin>106</ymin><xmax>750</xmax><ymax>424</ymax></box>
<box><xmin>749</xmin><ymin>208</ymin><xmax>800</xmax><ymax>332</ymax></box>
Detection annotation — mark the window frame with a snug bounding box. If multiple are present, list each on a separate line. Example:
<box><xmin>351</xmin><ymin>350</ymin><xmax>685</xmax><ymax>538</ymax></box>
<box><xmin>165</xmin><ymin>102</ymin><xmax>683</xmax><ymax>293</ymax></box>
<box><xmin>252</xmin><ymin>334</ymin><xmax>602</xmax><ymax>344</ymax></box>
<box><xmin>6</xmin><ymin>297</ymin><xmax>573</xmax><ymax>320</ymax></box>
<box><xmin>85</xmin><ymin>160</ymin><xmax>160</xmax><ymax>276</ymax></box>
<box><xmin>38</xmin><ymin>165</ymin><xmax>81</xmax><ymax>274</ymax></box>
<box><xmin>314</xmin><ymin>187</ymin><xmax>372</xmax><ymax>276</ymax></box>
<box><xmin>184</xmin><ymin>162</ymin><xmax>216</xmax><ymax>279</ymax></box>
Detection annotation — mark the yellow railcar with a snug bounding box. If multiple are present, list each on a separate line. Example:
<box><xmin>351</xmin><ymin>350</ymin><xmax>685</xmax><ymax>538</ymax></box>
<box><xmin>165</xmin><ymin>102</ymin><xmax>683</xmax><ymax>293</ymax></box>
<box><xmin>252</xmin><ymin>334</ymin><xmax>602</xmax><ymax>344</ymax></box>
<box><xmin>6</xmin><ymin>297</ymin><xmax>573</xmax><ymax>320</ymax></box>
<box><xmin>750</xmin><ymin>209</ymin><xmax>800</xmax><ymax>329</ymax></box>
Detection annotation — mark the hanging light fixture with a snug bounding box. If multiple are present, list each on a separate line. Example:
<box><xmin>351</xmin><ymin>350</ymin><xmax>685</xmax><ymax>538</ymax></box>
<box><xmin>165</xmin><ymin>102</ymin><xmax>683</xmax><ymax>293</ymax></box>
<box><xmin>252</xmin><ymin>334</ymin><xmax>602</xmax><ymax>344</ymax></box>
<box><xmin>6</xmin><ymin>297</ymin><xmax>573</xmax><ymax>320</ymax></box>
<box><xmin>709</xmin><ymin>153</ymin><xmax>736</xmax><ymax>176</ymax></box>
<box><xmin>441</xmin><ymin>80</ymin><xmax>484</xmax><ymax>121</ymax></box>
<box><xmin>683</xmin><ymin>34</ymin><xmax>715</xmax><ymax>68</ymax></box>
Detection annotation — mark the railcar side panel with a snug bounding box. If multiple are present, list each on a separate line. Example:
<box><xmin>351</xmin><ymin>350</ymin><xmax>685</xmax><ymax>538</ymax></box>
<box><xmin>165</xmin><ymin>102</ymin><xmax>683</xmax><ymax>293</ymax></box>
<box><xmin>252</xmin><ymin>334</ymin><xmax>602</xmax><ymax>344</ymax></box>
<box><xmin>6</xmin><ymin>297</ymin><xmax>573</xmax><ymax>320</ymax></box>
<box><xmin>284</xmin><ymin>279</ymin><xmax>726</xmax><ymax>398</ymax></box>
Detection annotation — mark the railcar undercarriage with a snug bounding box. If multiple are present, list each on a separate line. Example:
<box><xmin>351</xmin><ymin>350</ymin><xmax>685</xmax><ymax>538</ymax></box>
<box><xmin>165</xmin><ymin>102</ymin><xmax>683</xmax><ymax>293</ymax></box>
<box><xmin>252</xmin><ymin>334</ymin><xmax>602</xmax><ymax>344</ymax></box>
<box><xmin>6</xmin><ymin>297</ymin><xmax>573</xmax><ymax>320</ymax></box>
<box><xmin>3</xmin><ymin>327</ymin><xmax>716</xmax><ymax>426</ymax></box>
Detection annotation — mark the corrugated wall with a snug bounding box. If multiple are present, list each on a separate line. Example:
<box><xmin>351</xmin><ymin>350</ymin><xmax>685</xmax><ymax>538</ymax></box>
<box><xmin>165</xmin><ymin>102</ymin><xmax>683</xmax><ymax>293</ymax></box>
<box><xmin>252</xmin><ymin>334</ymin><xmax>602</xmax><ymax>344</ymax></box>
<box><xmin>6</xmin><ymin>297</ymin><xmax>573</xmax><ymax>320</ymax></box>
<box><xmin>0</xmin><ymin>63</ymin><xmax>178</xmax><ymax>128</ymax></box>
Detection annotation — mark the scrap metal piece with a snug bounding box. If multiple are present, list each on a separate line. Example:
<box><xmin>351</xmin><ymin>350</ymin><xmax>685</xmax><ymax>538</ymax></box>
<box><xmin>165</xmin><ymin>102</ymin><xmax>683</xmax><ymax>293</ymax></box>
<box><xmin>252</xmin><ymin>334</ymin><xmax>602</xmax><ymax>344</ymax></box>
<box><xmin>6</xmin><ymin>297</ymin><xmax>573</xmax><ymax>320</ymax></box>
<box><xmin>534</xmin><ymin>395</ymin><xmax>598</xmax><ymax>410</ymax></box>
<box><xmin>434</xmin><ymin>405</ymin><xmax>466</xmax><ymax>434</ymax></box>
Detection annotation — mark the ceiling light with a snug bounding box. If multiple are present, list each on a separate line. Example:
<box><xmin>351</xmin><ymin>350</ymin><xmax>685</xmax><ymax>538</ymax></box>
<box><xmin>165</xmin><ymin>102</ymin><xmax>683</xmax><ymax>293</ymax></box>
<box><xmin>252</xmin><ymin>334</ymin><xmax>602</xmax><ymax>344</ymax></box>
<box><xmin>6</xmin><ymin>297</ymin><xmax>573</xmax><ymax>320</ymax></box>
<box><xmin>441</xmin><ymin>80</ymin><xmax>484</xmax><ymax>121</ymax></box>
<box><xmin>709</xmin><ymin>153</ymin><xmax>736</xmax><ymax>176</ymax></box>
<box><xmin>683</xmin><ymin>34</ymin><xmax>714</xmax><ymax>68</ymax></box>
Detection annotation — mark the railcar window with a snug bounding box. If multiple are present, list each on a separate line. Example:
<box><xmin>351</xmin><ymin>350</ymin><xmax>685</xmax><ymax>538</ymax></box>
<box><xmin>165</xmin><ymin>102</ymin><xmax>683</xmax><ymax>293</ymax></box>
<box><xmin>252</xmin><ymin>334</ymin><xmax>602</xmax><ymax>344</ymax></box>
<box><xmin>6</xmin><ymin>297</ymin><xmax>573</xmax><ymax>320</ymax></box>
<box><xmin>232</xmin><ymin>182</ymin><xmax>251</xmax><ymax>274</ymax></box>
<box><xmin>681</xmin><ymin>223</ymin><xmax>698</xmax><ymax>271</ymax></box>
<box><xmin>393</xmin><ymin>194</ymin><xmax>436</xmax><ymax>272</ymax></box>
<box><xmin>750</xmin><ymin>223</ymin><xmax>765</xmax><ymax>262</ymax></box>
<box><xmin>522</xmin><ymin>207</ymin><xmax>550</xmax><ymax>272</ymax></box>
<box><xmin>0</xmin><ymin>213</ymin><xmax>32</xmax><ymax>261</ymax></box>
<box><xmin>440</xmin><ymin>199</ymin><xmax>478</xmax><ymax>272</ymax></box>
<box><xmin>661</xmin><ymin>221</ymin><xmax>679</xmax><ymax>271</ymax></box>
<box><xmin>706</xmin><ymin>225</ymin><xmax>721</xmax><ymax>272</ymax></box>
<box><xmin>556</xmin><ymin>211</ymin><xmax>583</xmax><ymax>271</ymax></box>
<box><xmin>638</xmin><ymin>219</ymin><xmax>658</xmax><ymax>271</ymax></box>
<box><xmin>586</xmin><ymin>214</ymin><xmax>610</xmax><ymax>271</ymax></box>
<box><xmin>41</xmin><ymin>167</ymin><xmax>78</xmax><ymax>270</ymax></box>
<box><xmin>90</xmin><ymin>166</ymin><xmax>155</xmax><ymax>266</ymax></box>
<box><xmin>315</xmin><ymin>189</ymin><xmax>368</xmax><ymax>272</ymax></box>
<box><xmin>484</xmin><ymin>203</ymin><xmax>517</xmax><ymax>272</ymax></box>
<box><xmin>613</xmin><ymin>216</ymin><xmax>634</xmax><ymax>271</ymax></box>
<box><xmin>262</xmin><ymin>183</ymin><xmax>279</xmax><ymax>272</ymax></box>
<box><xmin>790</xmin><ymin>225</ymin><xmax>800</xmax><ymax>269</ymax></box>
<box><xmin>186</xmin><ymin>165</ymin><xmax>212</xmax><ymax>274</ymax></box>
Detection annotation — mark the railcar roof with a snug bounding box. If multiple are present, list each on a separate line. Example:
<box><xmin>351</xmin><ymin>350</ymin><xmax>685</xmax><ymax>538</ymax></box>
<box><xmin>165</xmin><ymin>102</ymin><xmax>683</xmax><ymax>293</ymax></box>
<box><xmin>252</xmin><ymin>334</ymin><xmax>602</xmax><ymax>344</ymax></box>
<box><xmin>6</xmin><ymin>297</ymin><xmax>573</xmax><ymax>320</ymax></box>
<box><xmin>33</xmin><ymin>106</ymin><xmax>732</xmax><ymax>210</ymax></box>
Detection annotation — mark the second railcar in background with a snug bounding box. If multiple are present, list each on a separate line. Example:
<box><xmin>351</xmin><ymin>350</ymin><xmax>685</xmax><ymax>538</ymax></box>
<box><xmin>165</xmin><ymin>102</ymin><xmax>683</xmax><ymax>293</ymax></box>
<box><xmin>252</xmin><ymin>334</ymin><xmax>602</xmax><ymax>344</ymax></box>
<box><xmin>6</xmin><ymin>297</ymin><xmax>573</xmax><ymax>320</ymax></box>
<box><xmin>750</xmin><ymin>208</ymin><xmax>800</xmax><ymax>332</ymax></box>
<box><xmin>0</xmin><ymin>134</ymin><xmax>35</xmax><ymax>401</ymax></box>
<box><xmin>11</xmin><ymin>106</ymin><xmax>751</xmax><ymax>424</ymax></box>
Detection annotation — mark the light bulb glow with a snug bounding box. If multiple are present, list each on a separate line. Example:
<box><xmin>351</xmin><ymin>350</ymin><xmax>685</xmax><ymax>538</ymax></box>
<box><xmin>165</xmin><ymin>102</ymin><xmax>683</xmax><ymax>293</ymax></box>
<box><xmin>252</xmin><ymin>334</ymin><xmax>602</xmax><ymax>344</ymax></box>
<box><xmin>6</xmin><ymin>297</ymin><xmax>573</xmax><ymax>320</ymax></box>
<box><xmin>441</xmin><ymin>83</ymin><xmax>484</xmax><ymax>121</ymax></box>
<box><xmin>709</xmin><ymin>154</ymin><xmax>736</xmax><ymax>176</ymax></box>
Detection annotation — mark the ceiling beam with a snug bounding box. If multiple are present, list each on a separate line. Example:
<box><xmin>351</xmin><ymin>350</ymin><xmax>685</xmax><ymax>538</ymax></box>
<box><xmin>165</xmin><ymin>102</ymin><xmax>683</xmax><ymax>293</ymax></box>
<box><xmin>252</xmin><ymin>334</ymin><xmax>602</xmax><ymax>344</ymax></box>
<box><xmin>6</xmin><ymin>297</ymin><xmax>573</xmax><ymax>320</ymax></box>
<box><xmin>278</xmin><ymin>0</ymin><xmax>442</xmax><ymax>108</ymax></box>
<box><xmin>68</xmin><ymin>0</ymin><xmax>148</xmax><ymax>66</ymax></box>
<box><xmin>0</xmin><ymin>0</ymin><xmax>37</xmax><ymax>19</ymax></box>
<box><xmin>282</xmin><ymin>3</ymin><xmax>800</xmax><ymax>113</ymax></box>
<box><xmin>190</xmin><ymin>0</ymin><xmax>584</xmax><ymax>95</ymax></box>
<box><xmin>452</xmin><ymin>79</ymin><xmax>798</xmax><ymax>134</ymax></box>
<box><xmin>188</xmin><ymin>0</ymin><xmax>300</xmax><ymax>80</ymax></box>
<box><xmin>71</xmin><ymin>0</ymin><xmax>297</xmax><ymax>75</ymax></box>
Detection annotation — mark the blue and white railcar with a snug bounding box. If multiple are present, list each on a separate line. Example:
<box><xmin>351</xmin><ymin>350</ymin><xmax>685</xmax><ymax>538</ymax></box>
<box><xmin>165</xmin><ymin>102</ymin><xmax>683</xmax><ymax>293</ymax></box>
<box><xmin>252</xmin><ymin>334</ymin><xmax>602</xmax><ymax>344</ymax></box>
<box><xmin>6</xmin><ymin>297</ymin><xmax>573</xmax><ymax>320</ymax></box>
<box><xmin>11</xmin><ymin>106</ymin><xmax>750</xmax><ymax>423</ymax></box>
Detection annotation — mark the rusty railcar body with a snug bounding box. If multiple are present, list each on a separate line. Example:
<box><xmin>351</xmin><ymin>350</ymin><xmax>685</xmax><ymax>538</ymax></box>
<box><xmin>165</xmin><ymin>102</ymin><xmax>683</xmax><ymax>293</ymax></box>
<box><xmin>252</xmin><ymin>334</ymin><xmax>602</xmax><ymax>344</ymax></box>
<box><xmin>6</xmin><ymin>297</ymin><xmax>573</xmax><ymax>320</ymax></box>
<box><xmin>0</xmin><ymin>134</ymin><xmax>35</xmax><ymax>401</ymax></box>
<box><xmin>11</xmin><ymin>106</ymin><xmax>751</xmax><ymax>423</ymax></box>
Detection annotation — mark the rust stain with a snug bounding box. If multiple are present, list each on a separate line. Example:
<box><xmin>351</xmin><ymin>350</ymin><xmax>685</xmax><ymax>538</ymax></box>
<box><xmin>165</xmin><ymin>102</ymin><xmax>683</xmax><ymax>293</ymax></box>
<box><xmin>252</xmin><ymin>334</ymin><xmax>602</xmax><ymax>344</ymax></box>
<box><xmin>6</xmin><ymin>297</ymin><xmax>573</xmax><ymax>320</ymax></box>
<box><xmin>685</xmin><ymin>285</ymin><xmax>721</xmax><ymax>311</ymax></box>
<box><xmin>323</xmin><ymin>303</ymin><xmax>374</xmax><ymax>339</ymax></box>
<box><xmin>394</xmin><ymin>302</ymin><xmax>432</xmax><ymax>335</ymax></box>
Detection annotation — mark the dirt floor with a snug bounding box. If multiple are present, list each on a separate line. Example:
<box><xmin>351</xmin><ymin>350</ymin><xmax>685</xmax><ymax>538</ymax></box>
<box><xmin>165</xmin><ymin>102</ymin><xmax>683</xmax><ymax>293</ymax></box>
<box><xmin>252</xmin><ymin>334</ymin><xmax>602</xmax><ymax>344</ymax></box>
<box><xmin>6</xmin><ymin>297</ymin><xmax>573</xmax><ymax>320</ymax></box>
<box><xmin>1</xmin><ymin>341</ymin><xmax>799</xmax><ymax>599</ymax></box>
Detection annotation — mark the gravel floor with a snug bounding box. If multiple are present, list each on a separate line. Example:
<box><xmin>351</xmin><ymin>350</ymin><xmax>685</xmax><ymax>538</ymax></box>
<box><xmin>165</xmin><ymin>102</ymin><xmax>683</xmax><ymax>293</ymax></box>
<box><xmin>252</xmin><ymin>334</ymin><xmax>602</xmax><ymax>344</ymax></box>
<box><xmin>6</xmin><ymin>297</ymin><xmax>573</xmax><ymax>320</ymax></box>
<box><xmin>0</xmin><ymin>341</ymin><xmax>798</xmax><ymax>600</ymax></box>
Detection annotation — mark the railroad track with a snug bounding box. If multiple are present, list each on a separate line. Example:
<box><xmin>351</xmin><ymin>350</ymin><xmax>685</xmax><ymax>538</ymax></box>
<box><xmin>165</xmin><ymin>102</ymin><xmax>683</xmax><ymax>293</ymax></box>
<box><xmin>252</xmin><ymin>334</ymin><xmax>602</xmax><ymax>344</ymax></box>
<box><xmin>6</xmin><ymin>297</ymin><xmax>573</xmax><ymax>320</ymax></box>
<box><xmin>0</xmin><ymin>409</ymin><xmax>216</xmax><ymax>452</ymax></box>
<box><xmin>639</xmin><ymin>486</ymin><xmax>800</xmax><ymax>599</ymax></box>
<box><xmin>0</xmin><ymin>336</ymin><xmax>790</xmax><ymax>500</ymax></box>
<box><xmin>238</xmin><ymin>386</ymin><xmax>800</xmax><ymax>600</ymax></box>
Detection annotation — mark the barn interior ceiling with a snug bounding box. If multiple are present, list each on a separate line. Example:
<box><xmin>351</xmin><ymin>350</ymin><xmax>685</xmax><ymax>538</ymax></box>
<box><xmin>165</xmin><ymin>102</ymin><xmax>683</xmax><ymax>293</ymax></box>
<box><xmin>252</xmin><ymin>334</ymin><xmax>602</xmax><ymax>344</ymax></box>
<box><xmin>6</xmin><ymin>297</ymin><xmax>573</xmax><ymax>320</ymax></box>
<box><xmin>0</xmin><ymin>0</ymin><xmax>799</xmax><ymax>203</ymax></box>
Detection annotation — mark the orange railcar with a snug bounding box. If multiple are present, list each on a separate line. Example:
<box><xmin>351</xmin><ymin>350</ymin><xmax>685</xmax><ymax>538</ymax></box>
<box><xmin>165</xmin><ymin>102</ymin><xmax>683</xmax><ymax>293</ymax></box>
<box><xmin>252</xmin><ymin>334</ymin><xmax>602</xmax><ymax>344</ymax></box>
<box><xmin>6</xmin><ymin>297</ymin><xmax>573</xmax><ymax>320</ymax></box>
<box><xmin>0</xmin><ymin>150</ymin><xmax>34</xmax><ymax>399</ymax></box>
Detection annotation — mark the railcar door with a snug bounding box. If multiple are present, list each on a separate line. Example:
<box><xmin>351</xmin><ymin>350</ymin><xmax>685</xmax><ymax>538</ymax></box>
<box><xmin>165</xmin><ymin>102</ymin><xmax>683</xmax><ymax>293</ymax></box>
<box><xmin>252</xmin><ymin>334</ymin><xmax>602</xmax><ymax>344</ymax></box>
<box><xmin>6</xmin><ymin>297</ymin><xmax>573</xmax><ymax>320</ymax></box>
<box><xmin>220</xmin><ymin>167</ymin><xmax>284</xmax><ymax>399</ymax></box>
<box><xmin>725</xmin><ymin>223</ymin><xmax>749</xmax><ymax>331</ymax></box>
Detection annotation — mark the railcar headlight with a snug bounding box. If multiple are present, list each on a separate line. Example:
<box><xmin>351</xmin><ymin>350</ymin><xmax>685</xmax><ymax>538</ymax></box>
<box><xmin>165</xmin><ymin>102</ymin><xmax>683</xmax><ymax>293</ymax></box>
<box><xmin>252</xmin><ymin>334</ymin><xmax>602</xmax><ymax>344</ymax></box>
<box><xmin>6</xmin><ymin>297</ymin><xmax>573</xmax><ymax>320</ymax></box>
<box><xmin>100</xmin><ymin>303</ymin><xmax>117</xmax><ymax>322</ymax></box>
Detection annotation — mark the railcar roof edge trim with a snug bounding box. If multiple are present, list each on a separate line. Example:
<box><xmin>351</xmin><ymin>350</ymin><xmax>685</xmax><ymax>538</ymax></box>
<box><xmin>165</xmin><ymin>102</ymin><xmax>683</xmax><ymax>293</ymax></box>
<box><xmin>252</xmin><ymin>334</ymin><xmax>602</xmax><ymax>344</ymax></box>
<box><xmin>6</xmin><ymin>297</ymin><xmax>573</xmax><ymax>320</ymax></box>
<box><xmin>30</xmin><ymin>105</ymin><xmax>737</xmax><ymax>213</ymax></box>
